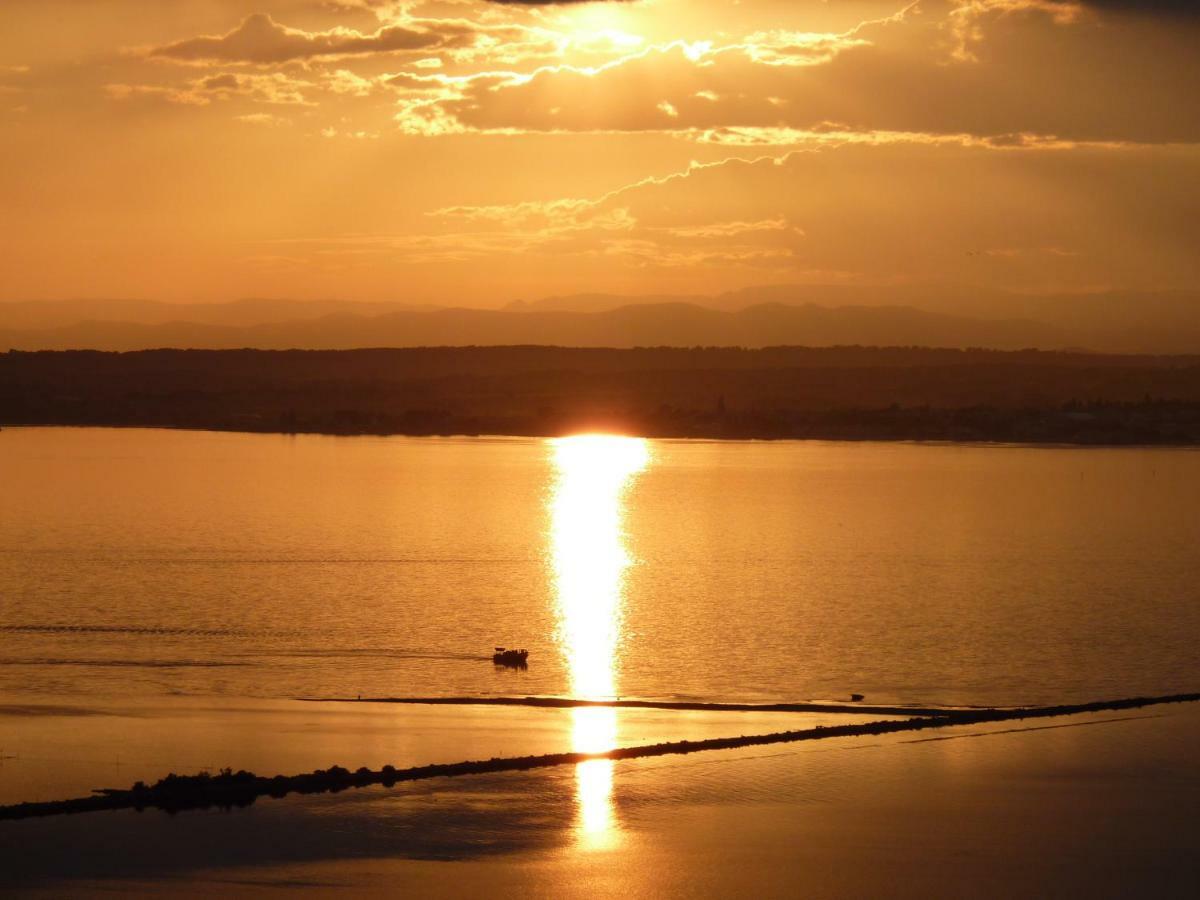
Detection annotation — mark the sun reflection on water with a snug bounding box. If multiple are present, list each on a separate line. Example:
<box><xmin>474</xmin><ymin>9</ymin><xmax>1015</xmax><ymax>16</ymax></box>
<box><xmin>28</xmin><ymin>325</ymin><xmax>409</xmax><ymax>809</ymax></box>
<box><xmin>548</xmin><ymin>434</ymin><xmax>649</xmax><ymax>850</ymax></box>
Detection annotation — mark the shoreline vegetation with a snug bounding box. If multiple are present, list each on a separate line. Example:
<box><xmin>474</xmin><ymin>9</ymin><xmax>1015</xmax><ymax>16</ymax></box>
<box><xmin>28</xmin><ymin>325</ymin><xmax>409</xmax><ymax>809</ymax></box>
<box><xmin>3</xmin><ymin>347</ymin><xmax>1200</xmax><ymax>444</ymax></box>
<box><xmin>4</xmin><ymin>692</ymin><xmax>1196</xmax><ymax>822</ymax></box>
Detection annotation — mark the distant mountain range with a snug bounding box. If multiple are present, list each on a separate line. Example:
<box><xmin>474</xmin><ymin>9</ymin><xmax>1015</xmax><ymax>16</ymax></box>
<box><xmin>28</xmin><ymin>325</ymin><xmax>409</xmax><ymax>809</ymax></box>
<box><xmin>1</xmin><ymin>287</ymin><xmax>1196</xmax><ymax>353</ymax></box>
<box><xmin>0</xmin><ymin>302</ymin><xmax>1067</xmax><ymax>352</ymax></box>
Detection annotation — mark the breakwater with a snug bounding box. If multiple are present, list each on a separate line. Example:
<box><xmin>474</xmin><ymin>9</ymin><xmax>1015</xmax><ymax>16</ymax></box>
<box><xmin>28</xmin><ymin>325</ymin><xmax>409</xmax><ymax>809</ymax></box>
<box><xmin>298</xmin><ymin>695</ymin><xmax>951</xmax><ymax>717</ymax></box>
<box><xmin>3</xmin><ymin>692</ymin><xmax>1196</xmax><ymax>822</ymax></box>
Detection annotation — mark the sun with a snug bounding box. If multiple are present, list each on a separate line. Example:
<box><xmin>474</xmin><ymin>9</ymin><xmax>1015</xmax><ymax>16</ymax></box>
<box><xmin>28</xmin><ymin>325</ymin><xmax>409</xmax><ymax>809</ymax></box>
<box><xmin>558</xmin><ymin>4</ymin><xmax>645</xmax><ymax>50</ymax></box>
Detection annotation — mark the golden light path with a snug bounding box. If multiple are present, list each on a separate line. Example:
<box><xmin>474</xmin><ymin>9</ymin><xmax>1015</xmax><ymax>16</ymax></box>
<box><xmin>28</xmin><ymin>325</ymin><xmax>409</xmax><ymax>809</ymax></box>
<box><xmin>548</xmin><ymin>434</ymin><xmax>650</xmax><ymax>851</ymax></box>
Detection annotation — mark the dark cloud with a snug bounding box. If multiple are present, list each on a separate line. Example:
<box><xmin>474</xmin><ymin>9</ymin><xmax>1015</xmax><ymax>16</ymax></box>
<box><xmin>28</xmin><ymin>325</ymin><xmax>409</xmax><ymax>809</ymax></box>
<box><xmin>495</xmin><ymin>0</ymin><xmax>1197</xmax><ymax>17</ymax></box>
<box><xmin>1074</xmin><ymin>0</ymin><xmax>1200</xmax><ymax>15</ymax></box>
<box><xmin>494</xmin><ymin>0</ymin><xmax>1192</xmax><ymax>9</ymax></box>
<box><xmin>431</xmin><ymin>0</ymin><xmax>1200</xmax><ymax>144</ymax></box>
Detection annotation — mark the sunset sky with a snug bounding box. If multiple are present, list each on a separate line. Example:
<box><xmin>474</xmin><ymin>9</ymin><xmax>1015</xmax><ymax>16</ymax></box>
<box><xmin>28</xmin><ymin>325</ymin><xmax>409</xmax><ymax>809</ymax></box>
<box><xmin>2</xmin><ymin>0</ymin><xmax>1198</xmax><ymax>305</ymax></box>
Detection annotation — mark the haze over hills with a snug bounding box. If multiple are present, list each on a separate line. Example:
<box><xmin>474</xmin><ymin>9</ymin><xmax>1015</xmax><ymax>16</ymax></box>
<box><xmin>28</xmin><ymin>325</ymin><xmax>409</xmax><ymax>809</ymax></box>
<box><xmin>509</xmin><ymin>286</ymin><xmax>1200</xmax><ymax>353</ymax></box>
<box><xmin>0</xmin><ymin>302</ymin><xmax>1068</xmax><ymax>352</ymax></box>
<box><xmin>1</xmin><ymin>286</ymin><xmax>1197</xmax><ymax>353</ymax></box>
<box><xmin>0</xmin><ymin>297</ymin><xmax>429</xmax><ymax>330</ymax></box>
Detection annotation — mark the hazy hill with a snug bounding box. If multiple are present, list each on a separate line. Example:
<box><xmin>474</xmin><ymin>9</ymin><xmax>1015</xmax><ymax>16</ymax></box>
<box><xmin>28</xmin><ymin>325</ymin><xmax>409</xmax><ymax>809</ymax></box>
<box><xmin>510</xmin><ymin>285</ymin><xmax>1019</xmax><ymax>314</ymax></box>
<box><xmin>2</xmin><ymin>287</ymin><xmax>1195</xmax><ymax>352</ymax></box>
<box><xmin>0</xmin><ymin>302</ymin><xmax>1065</xmax><ymax>352</ymax></box>
<box><xmin>507</xmin><ymin>287</ymin><xmax>1200</xmax><ymax>352</ymax></box>
<box><xmin>742</xmin><ymin>286</ymin><xmax>1200</xmax><ymax>354</ymax></box>
<box><xmin>0</xmin><ymin>297</ymin><xmax>427</xmax><ymax>330</ymax></box>
<box><xmin>504</xmin><ymin>293</ymin><xmax>711</xmax><ymax>313</ymax></box>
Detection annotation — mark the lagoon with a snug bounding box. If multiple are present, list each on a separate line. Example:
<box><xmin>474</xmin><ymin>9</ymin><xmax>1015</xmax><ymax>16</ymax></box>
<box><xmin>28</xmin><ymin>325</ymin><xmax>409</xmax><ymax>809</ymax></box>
<box><xmin>2</xmin><ymin>427</ymin><xmax>1198</xmax><ymax>708</ymax></box>
<box><xmin>1</xmin><ymin>427</ymin><xmax>1198</xmax><ymax>896</ymax></box>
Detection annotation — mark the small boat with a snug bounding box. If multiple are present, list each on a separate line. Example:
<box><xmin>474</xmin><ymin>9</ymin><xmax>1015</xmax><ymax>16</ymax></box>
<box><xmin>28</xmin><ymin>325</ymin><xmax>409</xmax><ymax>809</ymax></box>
<box><xmin>493</xmin><ymin>647</ymin><xmax>529</xmax><ymax>668</ymax></box>
<box><xmin>850</xmin><ymin>693</ymin><xmax>864</xmax><ymax>702</ymax></box>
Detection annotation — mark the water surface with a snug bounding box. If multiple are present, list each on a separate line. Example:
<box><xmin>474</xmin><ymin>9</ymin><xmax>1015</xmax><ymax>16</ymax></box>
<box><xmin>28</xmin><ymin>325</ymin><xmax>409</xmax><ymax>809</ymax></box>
<box><xmin>4</xmin><ymin>705</ymin><xmax>1198</xmax><ymax>897</ymax></box>
<box><xmin>2</xmin><ymin>426</ymin><xmax>1199</xmax><ymax>895</ymax></box>
<box><xmin>2</xmin><ymin>426</ymin><xmax>1197</xmax><ymax>707</ymax></box>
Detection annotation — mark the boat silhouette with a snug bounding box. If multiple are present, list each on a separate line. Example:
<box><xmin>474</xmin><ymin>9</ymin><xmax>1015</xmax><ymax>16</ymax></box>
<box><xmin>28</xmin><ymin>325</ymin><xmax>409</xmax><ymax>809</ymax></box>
<box><xmin>493</xmin><ymin>647</ymin><xmax>528</xmax><ymax>668</ymax></box>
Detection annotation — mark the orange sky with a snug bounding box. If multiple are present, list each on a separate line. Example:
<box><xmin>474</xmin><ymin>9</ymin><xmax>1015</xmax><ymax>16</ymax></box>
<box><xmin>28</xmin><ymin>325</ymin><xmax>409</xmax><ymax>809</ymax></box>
<box><xmin>1</xmin><ymin>0</ymin><xmax>1198</xmax><ymax>305</ymax></box>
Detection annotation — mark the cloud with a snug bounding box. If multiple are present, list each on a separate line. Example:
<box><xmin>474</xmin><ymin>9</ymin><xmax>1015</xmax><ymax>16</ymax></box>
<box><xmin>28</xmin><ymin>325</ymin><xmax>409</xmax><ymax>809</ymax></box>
<box><xmin>390</xmin><ymin>0</ymin><xmax>1200</xmax><ymax>143</ymax></box>
<box><xmin>151</xmin><ymin>13</ymin><xmax>456</xmax><ymax>64</ymax></box>
<box><xmin>285</xmin><ymin>140</ymin><xmax>1199</xmax><ymax>291</ymax></box>
<box><xmin>106</xmin><ymin>71</ymin><xmax>318</xmax><ymax>106</ymax></box>
<box><xmin>120</xmin><ymin>1</ymin><xmax>1200</xmax><ymax>146</ymax></box>
<box><xmin>27</xmin><ymin>0</ymin><xmax>1190</xmax><ymax>156</ymax></box>
<box><xmin>235</xmin><ymin>112</ymin><xmax>292</xmax><ymax>126</ymax></box>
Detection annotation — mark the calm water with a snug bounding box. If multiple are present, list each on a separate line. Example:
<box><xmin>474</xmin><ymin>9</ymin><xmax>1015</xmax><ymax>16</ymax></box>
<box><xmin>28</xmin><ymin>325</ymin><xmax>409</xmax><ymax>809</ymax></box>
<box><xmin>6</xmin><ymin>705</ymin><xmax>1200</xmax><ymax>896</ymax></box>
<box><xmin>2</xmin><ymin>427</ymin><xmax>1199</xmax><ymax>707</ymax></box>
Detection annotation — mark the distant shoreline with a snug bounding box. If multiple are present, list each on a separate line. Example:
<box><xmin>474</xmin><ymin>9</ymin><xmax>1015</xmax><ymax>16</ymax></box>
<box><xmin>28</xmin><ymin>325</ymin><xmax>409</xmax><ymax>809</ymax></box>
<box><xmin>5</xmin><ymin>420</ymin><xmax>1200</xmax><ymax>448</ymax></box>
<box><xmin>4</xmin><ymin>346</ymin><xmax>1200</xmax><ymax>446</ymax></box>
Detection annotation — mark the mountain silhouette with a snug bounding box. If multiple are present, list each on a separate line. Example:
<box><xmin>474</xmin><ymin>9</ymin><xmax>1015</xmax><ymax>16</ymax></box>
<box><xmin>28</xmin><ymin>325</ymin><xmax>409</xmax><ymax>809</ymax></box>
<box><xmin>2</xmin><ymin>288</ymin><xmax>1196</xmax><ymax>352</ymax></box>
<box><xmin>0</xmin><ymin>302</ymin><xmax>1065</xmax><ymax>352</ymax></box>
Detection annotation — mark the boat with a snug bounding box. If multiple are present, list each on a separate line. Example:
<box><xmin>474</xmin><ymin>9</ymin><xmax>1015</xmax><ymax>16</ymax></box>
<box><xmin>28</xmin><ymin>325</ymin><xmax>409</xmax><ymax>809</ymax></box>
<box><xmin>493</xmin><ymin>647</ymin><xmax>529</xmax><ymax>667</ymax></box>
